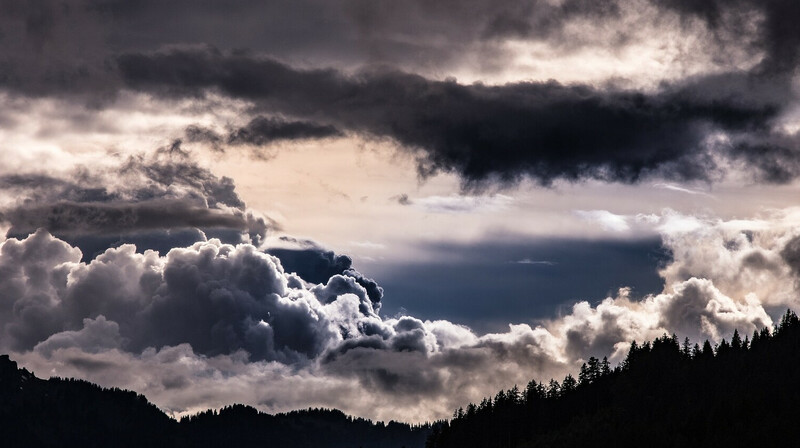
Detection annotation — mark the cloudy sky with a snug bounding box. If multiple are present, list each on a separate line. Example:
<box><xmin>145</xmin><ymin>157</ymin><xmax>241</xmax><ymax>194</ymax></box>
<box><xmin>3</xmin><ymin>0</ymin><xmax>800</xmax><ymax>423</ymax></box>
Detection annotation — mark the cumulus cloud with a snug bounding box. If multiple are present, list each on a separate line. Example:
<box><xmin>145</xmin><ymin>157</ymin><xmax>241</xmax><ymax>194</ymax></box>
<box><xmin>266</xmin><ymin>243</ymin><xmax>383</xmax><ymax>311</ymax></box>
<box><xmin>5</xmin><ymin>207</ymin><xmax>800</xmax><ymax>422</ymax></box>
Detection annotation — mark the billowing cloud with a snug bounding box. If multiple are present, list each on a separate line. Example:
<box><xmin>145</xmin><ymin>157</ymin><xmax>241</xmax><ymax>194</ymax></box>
<box><xmin>6</xmin><ymin>0</ymin><xmax>800</xmax><ymax>427</ymax></box>
<box><xmin>5</xmin><ymin>207</ymin><xmax>800</xmax><ymax>422</ymax></box>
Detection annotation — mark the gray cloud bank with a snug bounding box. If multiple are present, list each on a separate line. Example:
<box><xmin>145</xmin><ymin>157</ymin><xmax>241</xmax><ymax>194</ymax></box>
<box><xmin>5</xmin><ymin>208</ymin><xmax>800</xmax><ymax>422</ymax></box>
<box><xmin>0</xmin><ymin>149</ymin><xmax>272</xmax><ymax>260</ymax></box>
<box><xmin>119</xmin><ymin>48</ymin><xmax>797</xmax><ymax>187</ymax></box>
<box><xmin>4</xmin><ymin>1</ymin><xmax>800</xmax><ymax>187</ymax></box>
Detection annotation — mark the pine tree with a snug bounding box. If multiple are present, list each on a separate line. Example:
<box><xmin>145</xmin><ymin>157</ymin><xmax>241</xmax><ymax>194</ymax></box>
<box><xmin>600</xmin><ymin>356</ymin><xmax>611</xmax><ymax>376</ymax></box>
<box><xmin>546</xmin><ymin>379</ymin><xmax>561</xmax><ymax>399</ymax></box>
<box><xmin>562</xmin><ymin>374</ymin><xmax>577</xmax><ymax>393</ymax></box>
<box><xmin>587</xmin><ymin>357</ymin><xmax>600</xmax><ymax>382</ymax></box>
<box><xmin>682</xmin><ymin>337</ymin><xmax>692</xmax><ymax>358</ymax></box>
<box><xmin>507</xmin><ymin>385</ymin><xmax>521</xmax><ymax>405</ymax></box>
<box><xmin>578</xmin><ymin>363</ymin><xmax>590</xmax><ymax>385</ymax></box>
<box><xmin>731</xmin><ymin>329</ymin><xmax>743</xmax><ymax>350</ymax></box>
<box><xmin>701</xmin><ymin>340</ymin><xmax>714</xmax><ymax>359</ymax></box>
<box><xmin>524</xmin><ymin>380</ymin><xmax>541</xmax><ymax>404</ymax></box>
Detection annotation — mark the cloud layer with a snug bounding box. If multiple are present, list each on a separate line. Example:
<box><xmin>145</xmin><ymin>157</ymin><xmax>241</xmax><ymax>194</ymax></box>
<box><xmin>4</xmin><ymin>1</ymin><xmax>800</xmax><ymax>188</ymax></box>
<box><xmin>119</xmin><ymin>48</ymin><xmax>797</xmax><ymax>186</ymax></box>
<box><xmin>0</xmin><ymin>149</ymin><xmax>272</xmax><ymax>260</ymax></box>
<box><xmin>5</xmin><ymin>207</ymin><xmax>800</xmax><ymax>422</ymax></box>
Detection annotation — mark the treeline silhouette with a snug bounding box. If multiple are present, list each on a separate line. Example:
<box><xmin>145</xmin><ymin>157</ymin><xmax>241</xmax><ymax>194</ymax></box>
<box><xmin>6</xmin><ymin>311</ymin><xmax>800</xmax><ymax>447</ymax></box>
<box><xmin>427</xmin><ymin>310</ymin><xmax>800</xmax><ymax>448</ymax></box>
<box><xmin>0</xmin><ymin>355</ymin><xmax>431</xmax><ymax>448</ymax></box>
<box><xmin>181</xmin><ymin>405</ymin><xmax>432</xmax><ymax>447</ymax></box>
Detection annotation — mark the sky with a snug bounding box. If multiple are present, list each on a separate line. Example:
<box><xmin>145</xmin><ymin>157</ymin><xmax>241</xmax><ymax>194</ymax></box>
<box><xmin>3</xmin><ymin>0</ymin><xmax>800</xmax><ymax>423</ymax></box>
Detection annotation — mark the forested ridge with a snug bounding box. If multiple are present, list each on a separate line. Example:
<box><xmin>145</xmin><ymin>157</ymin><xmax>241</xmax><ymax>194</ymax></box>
<box><xmin>4</xmin><ymin>311</ymin><xmax>800</xmax><ymax>447</ymax></box>
<box><xmin>0</xmin><ymin>355</ymin><xmax>431</xmax><ymax>448</ymax></box>
<box><xmin>427</xmin><ymin>310</ymin><xmax>800</xmax><ymax>448</ymax></box>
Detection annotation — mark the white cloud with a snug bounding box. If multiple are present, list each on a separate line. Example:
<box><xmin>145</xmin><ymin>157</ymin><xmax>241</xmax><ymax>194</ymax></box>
<box><xmin>512</xmin><ymin>258</ymin><xmax>556</xmax><ymax>265</ymax></box>
<box><xmin>413</xmin><ymin>194</ymin><xmax>513</xmax><ymax>214</ymax></box>
<box><xmin>653</xmin><ymin>183</ymin><xmax>715</xmax><ymax>198</ymax></box>
<box><xmin>7</xmin><ymin>207</ymin><xmax>800</xmax><ymax>423</ymax></box>
<box><xmin>350</xmin><ymin>241</ymin><xmax>386</xmax><ymax>250</ymax></box>
<box><xmin>574</xmin><ymin>209</ymin><xmax>630</xmax><ymax>232</ymax></box>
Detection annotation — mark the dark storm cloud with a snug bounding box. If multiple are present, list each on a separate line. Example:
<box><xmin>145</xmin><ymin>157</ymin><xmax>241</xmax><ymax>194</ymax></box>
<box><xmin>228</xmin><ymin>117</ymin><xmax>343</xmax><ymax>145</ymax></box>
<box><xmin>121</xmin><ymin>148</ymin><xmax>245</xmax><ymax>209</ymax></box>
<box><xmin>780</xmin><ymin>234</ymin><xmax>800</xmax><ymax>277</ymax></box>
<box><xmin>1</xmin><ymin>0</ymin><xmax>799</xmax><ymax>94</ymax></box>
<box><xmin>185</xmin><ymin>117</ymin><xmax>343</xmax><ymax>153</ymax></box>
<box><xmin>267</xmin><ymin>246</ymin><xmax>353</xmax><ymax>284</ymax></box>
<box><xmin>657</xmin><ymin>0</ymin><xmax>800</xmax><ymax>74</ymax></box>
<box><xmin>479</xmin><ymin>0</ymin><xmax>620</xmax><ymax>40</ymax></box>
<box><xmin>184</xmin><ymin>126</ymin><xmax>224</xmax><ymax>152</ymax></box>
<box><xmin>0</xmin><ymin>151</ymin><xmax>273</xmax><ymax>259</ymax></box>
<box><xmin>3</xmin><ymin>0</ymin><xmax>609</xmax><ymax>95</ymax></box>
<box><xmin>4</xmin><ymin>1</ymin><xmax>800</xmax><ymax>186</ymax></box>
<box><xmin>0</xmin><ymin>231</ymin><xmax>367</xmax><ymax>361</ymax></box>
<box><xmin>267</xmin><ymin>245</ymin><xmax>384</xmax><ymax>311</ymax></box>
<box><xmin>118</xmin><ymin>47</ymin><xmax>791</xmax><ymax>186</ymax></box>
<box><xmin>3</xmin><ymin>200</ymin><xmax>247</xmax><ymax>235</ymax></box>
<box><xmin>727</xmin><ymin>136</ymin><xmax>800</xmax><ymax>184</ymax></box>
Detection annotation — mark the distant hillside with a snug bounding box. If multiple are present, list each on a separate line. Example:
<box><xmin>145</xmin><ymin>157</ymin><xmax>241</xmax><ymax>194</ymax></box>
<box><xmin>427</xmin><ymin>310</ymin><xmax>800</xmax><ymax>448</ymax></box>
<box><xmin>181</xmin><ymin>405</ymin><xmax>432</xmax><ymax>448</ymax></box>
<box><xmin>0</xmin><ymin>355</ymin><xmax>431</xmax><ymax>448</ymax></box>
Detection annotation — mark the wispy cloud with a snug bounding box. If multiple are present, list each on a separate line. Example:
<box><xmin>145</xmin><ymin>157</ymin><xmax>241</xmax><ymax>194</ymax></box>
<box><xmin>511</xmin><ymin>258</ymin><xmax>556</xmax><ymax>266</ymax></box>
<box><xmin>413</xmin><ymin>194</ymin><xmax>513</xmax><ymax>214</ymax></box>
<box><xmin>574</xmin><ymin>210</ymin><xmax>630</xmax><ymax>232</ymax></box>
<box><xmin>653</xmin><ymin>183</ymin><xmax>715</xmax><ymax>198</ymax></box>
<box><xmin>350</xmin><ymin>241</ymin><xmax>386</xmax><ymax>250</ymax></box>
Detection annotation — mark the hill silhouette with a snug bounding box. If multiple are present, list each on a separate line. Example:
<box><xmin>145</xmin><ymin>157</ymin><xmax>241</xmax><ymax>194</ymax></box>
<box><xmin>0</xmin><ymin>355</ymin><xmax>431</xmax><ymax>448</ymax></box>
<box><xmin>427</xmin><ymin>310</ymin><xmax>800</xmax><ymax>448</ymax></box>
<box><xmin>5</xmin><ymin>311</ymin><xmax>800</xmax><ymax>447</ymax></box>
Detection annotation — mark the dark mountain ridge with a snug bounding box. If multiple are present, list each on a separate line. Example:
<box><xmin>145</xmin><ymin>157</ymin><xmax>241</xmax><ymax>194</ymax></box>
<box><xmin>5</xmin><ymin>310</ymin><xmax>800</xmax><ymax>448</ymax></box>
<box><xmin>0</xmin><ymin>355</ymin><xmax>431</xmax><ymax>448</ymax></box>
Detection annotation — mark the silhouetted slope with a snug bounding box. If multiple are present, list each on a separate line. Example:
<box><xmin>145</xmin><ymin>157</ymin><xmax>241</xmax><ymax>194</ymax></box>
<box><xmin>0</xmin><ymin>355</ymin><xmax>431</xmax><ymax>447</ymax></box>
<box><xmin>427</xmin><ymin>310</ymin><xmax>800</xmax><ymax>448</ymax></box>
<box><xmin>181</xmin><ymin>405</ymin><xmax>431</xmax><ymax>448</ymax></box>
<box><xmin>0</xmin><ymin>355</ymin><xmax>178</xmax><ymax>447</ymax></box>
